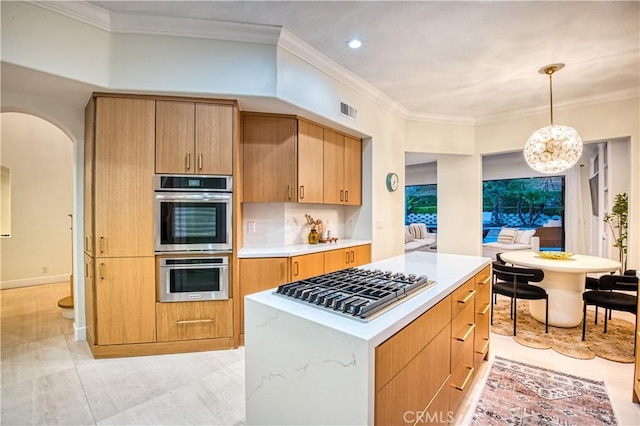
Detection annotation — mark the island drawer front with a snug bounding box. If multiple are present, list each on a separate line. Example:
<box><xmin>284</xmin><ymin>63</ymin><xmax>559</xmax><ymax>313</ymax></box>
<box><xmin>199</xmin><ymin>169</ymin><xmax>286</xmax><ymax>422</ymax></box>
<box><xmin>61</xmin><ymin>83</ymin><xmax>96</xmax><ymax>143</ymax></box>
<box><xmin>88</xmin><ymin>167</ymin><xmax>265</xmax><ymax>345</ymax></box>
<box><xmin>156</xmin><ymin>300</ymin><xmax>232</xmax><ymax>342</ymax></box>
<box><xmin>451</xmin><ymin>300</ymin><xmax>475</xmax><ymax>368</ymax></box>
<box><xmin>375</xmin><ymin>294</ymin><xmax>452</xmax><ymax>391</ymax></box>
<box><xmin>417</xmin><ymin>379</ymin><xmax>452</xmax><ymax>425</ymax></box>
<box><xmin>475</xmin><ymin>265</ymin><xmax>491</xmax><ymax>291</ymax></box>
<box><xmin>451</xmin><ymin>278</ymin><xmax>476</xmax><ymax>317</ymax></box>
<box><xmin>375</xmin><ymin>324</ymin><xmax>451</xmax><ymax>426</ymax></box>
<box><xmin>448</xmin><ymin>345</ymin><xmax>475</xmax><ymax>415</ymax></box>
<box><xmin>474</xmin><ymin>283</ymin><xmax>491</xmax><ymax>367</ymax></box>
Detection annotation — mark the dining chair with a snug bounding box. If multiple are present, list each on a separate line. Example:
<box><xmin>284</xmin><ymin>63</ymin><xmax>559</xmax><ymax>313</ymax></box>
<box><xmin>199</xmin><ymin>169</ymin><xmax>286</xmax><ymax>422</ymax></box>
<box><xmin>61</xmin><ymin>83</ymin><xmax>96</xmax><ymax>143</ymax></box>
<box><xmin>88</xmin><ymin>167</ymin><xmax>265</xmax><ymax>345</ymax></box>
<box><xmin>582</xmin><ymin>274</ymin><xmax>638</xmax><ymax>348</ymax></box>
<box><xmin>585</xmin><ymin>269</ymin><xmax>638</xmax><ymax>324</ymax></box>
<box><xmin>491</xmin><ymin>261</ymin><xmax>548</xmax><ymax>336</ymax></box>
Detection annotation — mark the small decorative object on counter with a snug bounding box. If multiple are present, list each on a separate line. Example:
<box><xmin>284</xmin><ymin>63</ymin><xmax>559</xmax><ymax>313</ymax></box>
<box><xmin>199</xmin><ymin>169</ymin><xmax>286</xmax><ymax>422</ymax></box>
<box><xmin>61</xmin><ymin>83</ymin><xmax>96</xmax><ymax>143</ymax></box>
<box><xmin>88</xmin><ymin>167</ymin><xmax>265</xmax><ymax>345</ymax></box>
<box><xmin>305</xmin><ymin>214</ymin><xmax>323</xmax><ymax>245</ymax></box>
<box><xmin>308</xmin><ymin>228</ymin><xmax>320</xmax><ymax>244</ymax></box>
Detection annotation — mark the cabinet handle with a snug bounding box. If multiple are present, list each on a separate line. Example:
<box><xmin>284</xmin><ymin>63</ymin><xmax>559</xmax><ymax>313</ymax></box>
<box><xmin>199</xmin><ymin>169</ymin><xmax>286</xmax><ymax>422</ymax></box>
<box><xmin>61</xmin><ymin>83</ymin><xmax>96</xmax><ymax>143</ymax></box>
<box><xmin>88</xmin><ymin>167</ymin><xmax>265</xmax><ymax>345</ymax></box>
<box><xmin>478</xmin><ymin>303</ymin><xmax>491</xmax><ymax>316</ymax></box>
<box><xmin>186</xmin><ymin>153</ymin><xmax>191</xmax><ymax>170</ymax></box>
<box><xmin>287</xmin><ymin>185</ymin><xmax>292</xmax><ymax>200</ymax></box>
<box><xmin>340</xmin><ymin>190</ymin><xmax>344</xmax><ymax>201</ymax></box>
<box><xmin>458</xmin><ymin>290</ymin><xmax>476</xmax><ymax>304</ymax></box>
<box><xmin>479</xmin><ymin>276</ymin><xmax>490</xmax><ymax>286</ymax></box>
<box><xmin>293</xmin><ymin>261</ymin><xmax>299</xmax><ymax>276</ymax></box>
<box><xmin>452</xmin><ymin>366</ymin><xmax>475</xmax><ymax>391</ymax></box>
<box><xmin>346</xmin><ymin>251</ymin><xmax>350</xmax><ymax>264</ymax></box>
<box><xmin>198</xmin><ymin>153</ymin><xmax>203</xmax><ymax>170</ymax></box>
<box><xmin>99</xmin><ymin>263</ymin><xmax>105</xmax><ymax>280</ymax></box>
<box><xmin>176</xmin><ymin>319</ymin><xmax>213</xmax><ymax>325</ymax></box>
<box><xmin>350</xmin><ymin>250</ymin><xmax>355</xmax><ymax>263</ymax></box>
<box><xmin>99</xmin><ymin>237</ymin><xmax>105</xmax><ymax>255</ymax></box>
<box><xmin>85</xmin><ymin>263</ymin><xmax>90</xmax><ymax>279</ymax></box>
<box><xmin>476</xmin><ymin>339</ymin><xmax>490</xmax><ymax>356</ymax></box>
<box><xmin>456</xmin><ymin>323</ymin><xmax>476</xmax><ymax>342</ymax></box>
<box><xmin>299</xmin><ymin>186</ymin><xmax>304</xmax><ymax>199</ymax></box>
<box><xmin>345</xmin><ymin>190</ymin><xmax>349</xmax><ymax>202</ymax></box>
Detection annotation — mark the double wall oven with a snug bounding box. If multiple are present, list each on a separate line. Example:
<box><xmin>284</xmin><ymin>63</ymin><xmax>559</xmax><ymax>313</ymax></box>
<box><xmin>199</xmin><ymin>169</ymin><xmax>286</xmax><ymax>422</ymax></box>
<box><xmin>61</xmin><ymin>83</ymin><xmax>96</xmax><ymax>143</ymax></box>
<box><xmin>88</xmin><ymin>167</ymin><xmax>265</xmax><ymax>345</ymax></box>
<box><xmin>154</xmin><ymin>175</ymin><xmax>232</xmax><ymax>302</ymax></box>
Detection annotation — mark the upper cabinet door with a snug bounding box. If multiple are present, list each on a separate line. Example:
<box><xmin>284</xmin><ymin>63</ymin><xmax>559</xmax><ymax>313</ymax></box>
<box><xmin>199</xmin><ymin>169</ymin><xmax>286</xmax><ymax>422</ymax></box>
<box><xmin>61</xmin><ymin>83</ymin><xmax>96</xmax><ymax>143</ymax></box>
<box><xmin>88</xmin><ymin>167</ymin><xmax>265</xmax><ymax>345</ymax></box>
<box><xmin>155</xmin><ymin>101</ymin><xmax>195</xmax><ymax>174</ymax></box>
<box><xmin>94</xmin><ymin>97</ymin><xmax>155</xmax><ymax>257</ymax></box>
<box><xmin>323</xmin><ymin>129</ymin><xmax>345</xmax><ymax>205</ymax></box>
<box><xmin>297</xmin><ymin>120</ymin><xmax>324</xmax><ymax>204</ymax></box>
<box><xmin>343</xmin><ymin>136</ymin><xmax>362</xmax><ymax>206</ymax></box>
<box><xmin>195</xmin><ymin>103</ymin><xmax>234</xmax><ymax>175</ymax></box>
<box><xmin>243</xmin><ymin>115</ymin><xmax>297</xmax><ymax>202</ymax></box>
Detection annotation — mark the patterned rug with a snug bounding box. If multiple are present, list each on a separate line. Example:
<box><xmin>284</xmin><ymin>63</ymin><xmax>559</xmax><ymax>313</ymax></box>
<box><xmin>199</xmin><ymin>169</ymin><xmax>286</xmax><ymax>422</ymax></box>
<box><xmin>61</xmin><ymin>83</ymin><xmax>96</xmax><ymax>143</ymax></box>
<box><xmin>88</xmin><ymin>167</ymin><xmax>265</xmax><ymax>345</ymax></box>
<box><xmin>491</xmin><ymin>299</ymin><xmax>636</xmax><ymax>363</ymax></box>
<box><xmin>471</xmin><ymin>356</ymin><xmax>618</xmax><ymax>425</ymax></box>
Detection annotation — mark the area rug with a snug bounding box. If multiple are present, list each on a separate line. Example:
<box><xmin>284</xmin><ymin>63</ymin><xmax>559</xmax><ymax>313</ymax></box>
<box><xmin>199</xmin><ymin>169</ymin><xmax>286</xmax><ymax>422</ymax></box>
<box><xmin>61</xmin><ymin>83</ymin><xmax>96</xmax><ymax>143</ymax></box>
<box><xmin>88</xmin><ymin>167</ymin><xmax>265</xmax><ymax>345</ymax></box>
<box><xmin>491</xmin><ymin>299</ymin><xmax>635</xmax><ymax>363</ymax></box>
<box><xmin>471</xmin><ymin>356</ymin><xmax>618</xmax><ymax>426</ymax></box>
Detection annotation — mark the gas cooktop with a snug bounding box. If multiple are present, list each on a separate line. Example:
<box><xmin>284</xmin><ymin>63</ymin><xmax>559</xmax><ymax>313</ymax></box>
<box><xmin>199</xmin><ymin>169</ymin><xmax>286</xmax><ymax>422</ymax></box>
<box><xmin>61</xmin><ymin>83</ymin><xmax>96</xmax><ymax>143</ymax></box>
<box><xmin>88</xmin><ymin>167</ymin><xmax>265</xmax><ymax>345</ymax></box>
<box><xmin>275</xmin><ymin>267</ymin><xmax>436</xmax><ymax>321</ymax></box>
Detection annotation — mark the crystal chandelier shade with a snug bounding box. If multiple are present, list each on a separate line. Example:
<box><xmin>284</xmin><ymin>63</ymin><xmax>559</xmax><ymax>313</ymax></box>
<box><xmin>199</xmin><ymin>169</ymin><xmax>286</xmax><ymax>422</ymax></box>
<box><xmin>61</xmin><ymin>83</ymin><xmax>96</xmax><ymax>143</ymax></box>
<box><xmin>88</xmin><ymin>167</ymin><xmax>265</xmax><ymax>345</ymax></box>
<box><xmin>524</xmin><ymin>64</ymin><xmax>583</xmax><ymax>174</ymax></box>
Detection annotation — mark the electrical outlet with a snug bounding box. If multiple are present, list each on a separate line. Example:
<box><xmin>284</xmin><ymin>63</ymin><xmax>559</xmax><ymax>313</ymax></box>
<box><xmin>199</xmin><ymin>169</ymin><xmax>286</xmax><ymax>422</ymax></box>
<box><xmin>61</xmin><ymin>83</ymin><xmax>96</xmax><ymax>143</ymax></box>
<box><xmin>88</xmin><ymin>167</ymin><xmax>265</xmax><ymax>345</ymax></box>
<box><xmin>247</xmin><ymin>221</ymin><xmax>256</xmax><ymax>233</ymax></box>
<box><xmin>42</xmin><ymin>266</ymin><xmax>48</xmax><ymax>273</ymax></box>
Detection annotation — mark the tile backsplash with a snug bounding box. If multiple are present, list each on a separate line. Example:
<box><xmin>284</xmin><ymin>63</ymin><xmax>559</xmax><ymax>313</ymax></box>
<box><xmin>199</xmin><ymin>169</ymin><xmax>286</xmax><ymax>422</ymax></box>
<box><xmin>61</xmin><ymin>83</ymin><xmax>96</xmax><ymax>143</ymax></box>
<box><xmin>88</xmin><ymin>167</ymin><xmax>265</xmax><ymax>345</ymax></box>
<box><xmin>243</xmin><ymin>203</ymin><xmax>347</xmax><ymax>247</ymax></box>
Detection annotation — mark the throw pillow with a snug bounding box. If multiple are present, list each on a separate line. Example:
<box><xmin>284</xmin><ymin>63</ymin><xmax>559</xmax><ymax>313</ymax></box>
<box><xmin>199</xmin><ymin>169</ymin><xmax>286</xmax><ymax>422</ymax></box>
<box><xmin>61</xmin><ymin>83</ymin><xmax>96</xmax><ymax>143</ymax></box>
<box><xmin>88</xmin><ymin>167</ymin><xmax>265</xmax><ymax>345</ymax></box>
<box><xmin>404</xmin><ymin>228</ymin><xmax>414</xmax><ymax>243</ymax></box>
<box><xmin>515</xmin><ymin>229</ymin><xmax>536</xmax><ymax>245</ymax></box>
<box><xmin>497</xmin><ymin>228</ymin><xmax>518</xmax><ymax>244</ymax></box>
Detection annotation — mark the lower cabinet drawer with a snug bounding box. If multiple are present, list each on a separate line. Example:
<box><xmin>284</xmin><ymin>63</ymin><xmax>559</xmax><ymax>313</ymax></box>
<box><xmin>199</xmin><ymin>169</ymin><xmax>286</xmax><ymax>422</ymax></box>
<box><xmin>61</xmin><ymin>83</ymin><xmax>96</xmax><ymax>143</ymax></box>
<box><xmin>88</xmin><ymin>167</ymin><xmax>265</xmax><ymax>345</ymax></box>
<box><xmin>156</xmin><ymin>300</ymin><xmax>232</xmax><ymax>342</ymax></box>
<box><xmin>451</xmin><ymin>301</ymin><xmax>475</xmax><ymax>368</ymax></box>
<box><xmin>417</xmin><ymin>379</ymin><xmax>452</xmax><ymax>425</ymax></box>
<box><xmin>448</xmin><ymin>348</ymin><xmax>475</xmax><ymax>415</ymax></box>
<box><xmin>474</xmin><ymin>284</ymin><xmax>491</xmax><ymax>367</ymax></box>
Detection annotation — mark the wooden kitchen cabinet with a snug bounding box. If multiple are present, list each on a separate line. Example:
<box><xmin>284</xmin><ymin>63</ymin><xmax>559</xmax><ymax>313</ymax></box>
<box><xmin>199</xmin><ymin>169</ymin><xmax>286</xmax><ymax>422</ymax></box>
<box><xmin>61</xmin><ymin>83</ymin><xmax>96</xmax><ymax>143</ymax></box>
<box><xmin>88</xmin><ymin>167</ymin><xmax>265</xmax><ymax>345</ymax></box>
<box><xmin>375</xmin><ymin>296</ymin><xmax>452</xmax><ymax>426</ymax></box>
<box><xmin>155</xmin><ymin>100</ymin><xmax>234</xmax><ymax>175</ymax></box>
<box><xmin>242</xmin><ymin>114</ymin><xmax>324</xmax><ymax>203</ymax></box>
<box><xmin>375</xmin><ymin>267</ymin><xmax>490</xmax><ymax>425</ymax></box>
<box><xmin>290</xmin><ymin>252</ymin><xmax>325</xmax><ymax>281</ymax></box>
<box><xmin>92</xmin><ymin>96</ymin><xmax>155</xmax><ymax>258</ymax></box>
<box><xmin>324</xmin><ymin>244</ymin><xmax>371</xmax><ymax>273</ymax></box>
<box><xmin>634</xmin><ymin>291</ymin><xmax>640</xmax><ymax>403</ymax></box>
<box><xmin>84</xmin><ymin>254</ymin><xmax>95</xmax><ymax>343</ymax></box>
<box><xmin>323</xmin><ymin>129</ymin><xmax>362</xmax><ymax>206</ymax></box>
<box><xmin>84</xmin><ymin>100</ymin><xmax>95</xmax><ymax>256</ymax></box>
<box><xmin>242</xmin><ymin>113</ymin><xmax>361</xmax><ymax>205</ymax></box>
<box><xmin>94</xmin><ymin>257</ymin><xmax>156</xmax><ymax>345</ymax></box>
<box><xmin>238</xmin><ymin>257</ymin><xmax>289</xmax><ymax>337</ymax></box>
<box><xmin>156</xmin><ymin>300</ymin><xmax>233</xmax><ymax>342</ymax></box>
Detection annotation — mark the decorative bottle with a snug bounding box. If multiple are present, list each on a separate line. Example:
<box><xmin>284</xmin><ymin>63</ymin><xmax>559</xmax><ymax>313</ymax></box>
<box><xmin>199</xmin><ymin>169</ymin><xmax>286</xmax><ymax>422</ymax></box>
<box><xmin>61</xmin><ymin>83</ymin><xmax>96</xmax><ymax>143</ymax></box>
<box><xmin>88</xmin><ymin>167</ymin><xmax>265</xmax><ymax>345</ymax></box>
<box><xmin>308</xmin><ymin>228</ymin><xmax>319</xmax><ymax>244</ymax></box>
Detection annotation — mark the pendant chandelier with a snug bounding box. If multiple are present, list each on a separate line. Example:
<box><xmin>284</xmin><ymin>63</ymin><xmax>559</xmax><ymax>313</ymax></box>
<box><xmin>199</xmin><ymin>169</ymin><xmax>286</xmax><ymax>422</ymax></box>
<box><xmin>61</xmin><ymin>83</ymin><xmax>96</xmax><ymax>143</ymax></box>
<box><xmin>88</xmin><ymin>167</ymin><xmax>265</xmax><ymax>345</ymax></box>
<box><xmin>523</xmin><ymin>63</ymin><xmax>583</xmax><ymax>174</ymax></box>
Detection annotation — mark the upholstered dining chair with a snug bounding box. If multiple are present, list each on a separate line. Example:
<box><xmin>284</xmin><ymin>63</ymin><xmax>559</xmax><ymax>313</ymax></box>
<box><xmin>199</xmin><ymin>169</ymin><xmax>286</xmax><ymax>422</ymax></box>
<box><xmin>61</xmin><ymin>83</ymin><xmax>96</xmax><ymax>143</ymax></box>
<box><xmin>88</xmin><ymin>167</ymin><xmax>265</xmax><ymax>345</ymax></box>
<box><xmin>491</xmin><ymin>261</ymin><xmax>548</xmax><ymax>336</ymax></box>
<box><xmin>585</xmin><ymin>269</ymin><xmax>638</xmax><ymax>324</ymax></box>
<box><xmin>582</xmin><ymin>274</ymin><xmax>638</xmax><ymax>350</ymax></box>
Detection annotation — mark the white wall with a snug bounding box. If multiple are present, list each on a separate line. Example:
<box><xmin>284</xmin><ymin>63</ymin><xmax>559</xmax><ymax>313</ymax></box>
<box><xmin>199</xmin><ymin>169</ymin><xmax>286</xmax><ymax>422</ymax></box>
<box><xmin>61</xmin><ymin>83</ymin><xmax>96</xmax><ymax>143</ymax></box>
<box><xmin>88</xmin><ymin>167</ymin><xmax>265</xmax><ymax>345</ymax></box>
<box><xmin>0</xmin><ymin>113</ymin><xmax>73</xmax><ymax>287</ymax></box>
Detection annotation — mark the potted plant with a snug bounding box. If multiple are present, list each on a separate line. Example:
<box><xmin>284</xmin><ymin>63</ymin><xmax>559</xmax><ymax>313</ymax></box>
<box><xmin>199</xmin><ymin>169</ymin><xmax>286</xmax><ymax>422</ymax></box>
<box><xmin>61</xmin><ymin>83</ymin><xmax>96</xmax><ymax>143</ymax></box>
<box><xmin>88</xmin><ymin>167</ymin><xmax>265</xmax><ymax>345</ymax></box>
<box><xmin>604</xmin><ymin>192</ymin><xmax>628</xmax><ymax>272</ymax></box>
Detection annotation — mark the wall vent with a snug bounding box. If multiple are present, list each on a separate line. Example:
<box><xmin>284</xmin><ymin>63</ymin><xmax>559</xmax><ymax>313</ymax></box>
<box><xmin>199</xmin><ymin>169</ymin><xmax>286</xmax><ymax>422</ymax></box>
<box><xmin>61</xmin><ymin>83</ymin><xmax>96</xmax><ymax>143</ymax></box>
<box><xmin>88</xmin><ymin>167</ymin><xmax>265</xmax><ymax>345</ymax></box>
<box><xmin>340</xmin><ymin>102</ymin><xmax>357</xmax><ymax>119</ymax></box>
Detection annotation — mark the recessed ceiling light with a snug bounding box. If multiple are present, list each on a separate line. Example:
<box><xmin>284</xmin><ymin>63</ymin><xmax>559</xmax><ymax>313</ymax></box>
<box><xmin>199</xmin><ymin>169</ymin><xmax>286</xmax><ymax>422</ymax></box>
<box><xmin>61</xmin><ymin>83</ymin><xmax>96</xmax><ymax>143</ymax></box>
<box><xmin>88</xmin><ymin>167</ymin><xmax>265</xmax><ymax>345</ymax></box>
<box><xmin>347</xmin><ymin>38</ymin><xmax>362</xmax><ymax>49</ymax></box>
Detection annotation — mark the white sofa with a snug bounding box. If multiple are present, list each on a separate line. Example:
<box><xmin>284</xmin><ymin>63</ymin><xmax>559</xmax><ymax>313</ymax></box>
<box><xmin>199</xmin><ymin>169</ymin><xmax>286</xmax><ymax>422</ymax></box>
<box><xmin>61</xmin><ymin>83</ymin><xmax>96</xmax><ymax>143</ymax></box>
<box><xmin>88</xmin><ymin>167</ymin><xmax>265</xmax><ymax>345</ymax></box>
<box><xmin>482</xmin><ymin>228</ymin><xmax>539</xmax><ymax>259</ymax></box>
<box><xmin>405</xmin><ymin>223</ymin><xmax>437</xmax><ymax>252</ymax></box>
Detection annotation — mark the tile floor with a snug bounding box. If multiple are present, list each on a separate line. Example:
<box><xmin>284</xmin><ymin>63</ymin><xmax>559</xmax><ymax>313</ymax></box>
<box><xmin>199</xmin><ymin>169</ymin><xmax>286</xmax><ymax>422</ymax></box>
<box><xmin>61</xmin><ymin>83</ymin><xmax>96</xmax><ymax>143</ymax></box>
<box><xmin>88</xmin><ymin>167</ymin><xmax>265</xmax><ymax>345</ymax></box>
<box><xmin>1</xmin><ymin>282</ymin><xmax>639</xmax><ymax>425</ymax></box>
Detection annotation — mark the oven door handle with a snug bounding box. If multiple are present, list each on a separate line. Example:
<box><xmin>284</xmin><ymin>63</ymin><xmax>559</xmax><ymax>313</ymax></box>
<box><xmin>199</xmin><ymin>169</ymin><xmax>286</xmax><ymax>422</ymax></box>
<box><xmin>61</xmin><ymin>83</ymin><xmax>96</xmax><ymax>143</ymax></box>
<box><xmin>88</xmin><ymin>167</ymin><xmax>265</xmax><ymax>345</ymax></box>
<box><xmin>160</xmin><ymin>264</ymin><xmax>228</xmax><ymax>270</ymax></box>
<box><xmin>155</xmin><ymin>193</ymin><xmax>232</xmax><ymax>201</ymax></box>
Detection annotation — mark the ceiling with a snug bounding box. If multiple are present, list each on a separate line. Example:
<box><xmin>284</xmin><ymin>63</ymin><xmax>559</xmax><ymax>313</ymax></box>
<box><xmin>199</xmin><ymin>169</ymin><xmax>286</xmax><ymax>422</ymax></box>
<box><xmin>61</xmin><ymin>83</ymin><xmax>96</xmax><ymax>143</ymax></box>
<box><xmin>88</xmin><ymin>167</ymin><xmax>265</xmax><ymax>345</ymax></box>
<box><xmin>2</xmin><ymin>1</ymin><xmax>639</xmax><ymax>166</ymax></box>
<box><xmin>86</xmin><ymin>0</ymin><xmax>640</xmax><ymax>122</ymax></box>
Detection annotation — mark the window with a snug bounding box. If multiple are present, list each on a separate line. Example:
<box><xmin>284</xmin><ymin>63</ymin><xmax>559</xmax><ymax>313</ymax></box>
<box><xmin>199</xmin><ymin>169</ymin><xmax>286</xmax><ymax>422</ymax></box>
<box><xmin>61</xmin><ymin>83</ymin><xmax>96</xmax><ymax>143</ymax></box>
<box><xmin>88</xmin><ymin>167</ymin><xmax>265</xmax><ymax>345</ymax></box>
<box><xmin>405</xmin><ymin>184</ymin><xmax>437</xmax><ymax>231</ymax></box>
<box><xmin>1</xmin><ymin>166</ymin><xmax>11</xmax><ymax>237</ymax></box>
<box><xmin>483</xmin><ymin>176</ymin><xmax>565</xmax><ymax>250</ymax></box>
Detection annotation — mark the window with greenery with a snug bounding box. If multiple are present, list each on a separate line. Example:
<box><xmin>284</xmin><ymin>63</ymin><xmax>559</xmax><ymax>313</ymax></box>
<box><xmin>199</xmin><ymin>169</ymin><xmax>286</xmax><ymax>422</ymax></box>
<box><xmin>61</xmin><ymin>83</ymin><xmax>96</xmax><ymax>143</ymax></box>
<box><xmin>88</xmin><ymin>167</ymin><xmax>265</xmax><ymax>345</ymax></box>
<box><xmin>482</xmin><ymin>176</ymin><xmax>565</xmax><ymax>250</ymax></box>
<box><xmin>405</xmin><ymin>184</ymin><xmax>437</xmax><ymax>229</ymax></box>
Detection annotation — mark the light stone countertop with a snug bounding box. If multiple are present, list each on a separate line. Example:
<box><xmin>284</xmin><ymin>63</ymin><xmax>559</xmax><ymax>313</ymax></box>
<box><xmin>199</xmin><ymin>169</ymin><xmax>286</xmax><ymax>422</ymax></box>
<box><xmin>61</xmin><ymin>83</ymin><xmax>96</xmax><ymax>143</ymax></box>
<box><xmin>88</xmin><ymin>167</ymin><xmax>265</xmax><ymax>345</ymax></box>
<box><xmin>237</xmin><ymin>238</ymin><xmax>372</xmax><ymax>258</ymax></box>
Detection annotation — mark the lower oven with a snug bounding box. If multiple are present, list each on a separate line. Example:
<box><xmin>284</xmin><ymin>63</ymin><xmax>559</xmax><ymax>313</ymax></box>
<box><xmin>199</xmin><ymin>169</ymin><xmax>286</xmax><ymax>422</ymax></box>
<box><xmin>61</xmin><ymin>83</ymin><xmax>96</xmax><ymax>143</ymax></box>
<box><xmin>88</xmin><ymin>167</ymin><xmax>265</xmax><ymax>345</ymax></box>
<box><xmin>158</xmin><ymin>255</ymin><xmax>229</xmax><ymax>302</ymax></box>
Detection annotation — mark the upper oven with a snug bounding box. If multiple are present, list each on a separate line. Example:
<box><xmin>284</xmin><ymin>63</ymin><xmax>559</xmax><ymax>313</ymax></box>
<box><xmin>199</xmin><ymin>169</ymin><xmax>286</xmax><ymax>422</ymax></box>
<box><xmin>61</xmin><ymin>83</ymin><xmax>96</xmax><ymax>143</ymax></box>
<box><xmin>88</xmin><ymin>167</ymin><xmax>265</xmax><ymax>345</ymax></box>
<box><xmin>154</xmin><ymin>175</ymin><xmax>232</xmax><ymax>252</ymax></box>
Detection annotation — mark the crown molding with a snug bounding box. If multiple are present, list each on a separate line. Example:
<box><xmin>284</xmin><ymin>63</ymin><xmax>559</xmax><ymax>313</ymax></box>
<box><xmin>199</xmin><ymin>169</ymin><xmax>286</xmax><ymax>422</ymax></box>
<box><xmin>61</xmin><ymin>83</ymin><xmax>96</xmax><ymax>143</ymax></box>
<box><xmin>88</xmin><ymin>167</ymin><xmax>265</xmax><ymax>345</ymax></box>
<box><xmin>28</xmin><ymin>1</ymin><xmax>111</xmax><ymax>31</ymax></box>
<box><xmin>475</xmin><ymin>88</ymin><xmax>640</xmax><ymax>126</ymax></box>
<box><xmin>109</xmin><ymin>13</ymin><xmax>282</xmax><ymax>45</ymax></box>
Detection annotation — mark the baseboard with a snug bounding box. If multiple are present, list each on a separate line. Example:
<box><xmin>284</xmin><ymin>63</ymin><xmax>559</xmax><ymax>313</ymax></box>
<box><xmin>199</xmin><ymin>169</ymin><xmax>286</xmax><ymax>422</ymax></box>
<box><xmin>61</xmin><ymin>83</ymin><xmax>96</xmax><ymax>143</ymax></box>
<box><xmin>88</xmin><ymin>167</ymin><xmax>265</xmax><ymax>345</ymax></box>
<box><xmin>74</xmin><ymin>324</ymin><xmax>87</xmax><ymax>342</ymax></box>
<box><xmin>1</xmin><ymin>274</ymin><xmax>70</xmax><ymax>290</ymax></box>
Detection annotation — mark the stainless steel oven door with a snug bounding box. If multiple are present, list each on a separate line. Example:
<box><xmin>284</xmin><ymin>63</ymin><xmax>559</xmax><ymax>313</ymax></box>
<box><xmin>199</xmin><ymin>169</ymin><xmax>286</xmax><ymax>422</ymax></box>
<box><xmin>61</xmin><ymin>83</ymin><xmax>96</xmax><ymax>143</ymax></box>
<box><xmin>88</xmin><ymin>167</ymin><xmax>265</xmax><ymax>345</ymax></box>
<box><xmin>159</xmin><ymin>257</ymin><xmax>229</xmax><ymax>302</ymax></box>
<box><xmin>155</xmin><ymin>192</ymin><xmax>232</xmax><ymax>252</ymax></box>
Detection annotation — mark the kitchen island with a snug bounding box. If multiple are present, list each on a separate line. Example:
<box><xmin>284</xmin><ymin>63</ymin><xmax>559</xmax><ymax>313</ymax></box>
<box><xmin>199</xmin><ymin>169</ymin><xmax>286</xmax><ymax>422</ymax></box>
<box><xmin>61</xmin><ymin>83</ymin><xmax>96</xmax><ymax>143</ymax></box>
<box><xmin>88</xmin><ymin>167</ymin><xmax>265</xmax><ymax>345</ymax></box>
<box><xmin>244</xmin><ymin>251</ymin><xmax>491</xmax><ymax>425</ymax></box>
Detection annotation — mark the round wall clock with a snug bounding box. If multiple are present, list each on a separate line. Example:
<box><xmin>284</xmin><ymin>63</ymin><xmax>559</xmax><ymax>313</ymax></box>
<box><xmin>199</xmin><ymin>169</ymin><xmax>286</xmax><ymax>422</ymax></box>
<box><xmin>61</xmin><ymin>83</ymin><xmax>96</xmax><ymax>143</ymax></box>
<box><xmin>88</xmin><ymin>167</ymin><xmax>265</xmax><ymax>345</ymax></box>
<box><xmin>386</xmin><ymin>172</ymin><xmax>399</xmax><ymax>192</ymax></box>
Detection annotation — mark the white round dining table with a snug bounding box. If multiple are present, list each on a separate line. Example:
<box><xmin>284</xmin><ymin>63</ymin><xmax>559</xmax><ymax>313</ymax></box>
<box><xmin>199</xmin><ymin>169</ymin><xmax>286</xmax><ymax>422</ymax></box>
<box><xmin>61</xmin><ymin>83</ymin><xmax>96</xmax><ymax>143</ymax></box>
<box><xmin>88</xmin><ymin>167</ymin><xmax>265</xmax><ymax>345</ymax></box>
<box><xmin>499</xmin><ymin>251</ymin><xmax>621</xmax><ymax>327</ymax></box>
